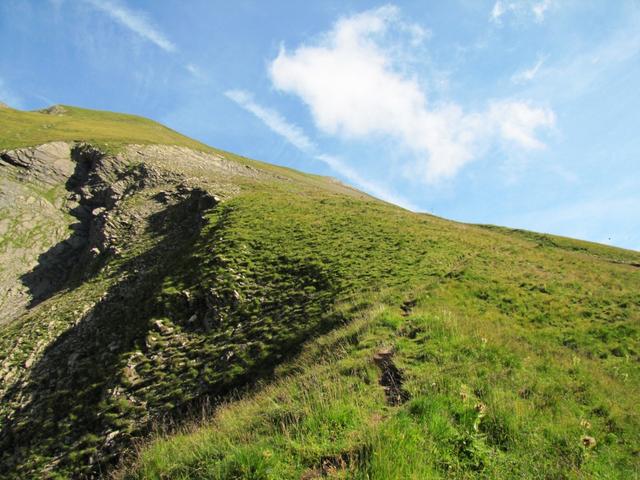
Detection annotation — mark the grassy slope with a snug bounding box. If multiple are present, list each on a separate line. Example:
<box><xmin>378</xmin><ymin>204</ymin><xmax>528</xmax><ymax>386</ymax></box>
<box><xmin>0</xmin><ymin>106</ymin><xmax>638</xmax><ymax>479</ymax></box>
<box><xmin>0</xmin><ymin>105</ymin><xmax>210</xmax><ymax>153</ymax></box>
<box><xmin>121</xmin><ymin>189</ymin><xmax>640</xmax><ymax>480</ymax></box>
<box><xmin>0</xmin><ymin>104</ymin><xmax>366</xmax><ymax>196</ymax></box>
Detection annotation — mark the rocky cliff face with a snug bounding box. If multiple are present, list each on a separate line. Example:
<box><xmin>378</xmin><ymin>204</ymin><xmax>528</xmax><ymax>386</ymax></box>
<box><xmin>0</xmin><ymin>143</ymin><xmax>265</xmax><ymax>477</ymax></box>
<box><xmin>0</xmin><ymin>142</ymin><xmax>76</xmax><ymax>324</ymax></box>
<box><xmin>0</xmin><ymin>140</ymin><xmax>352</xmax><ymax>479</ymax></box>
<box><xmin>0</xmin><ymin>142</ymin><xmax>256</xmax><ymax>325</ymax></box>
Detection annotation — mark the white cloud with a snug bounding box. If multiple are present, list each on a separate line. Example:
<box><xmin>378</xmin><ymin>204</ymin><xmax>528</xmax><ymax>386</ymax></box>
<box><xmin>532</xmin><ymin>0</ymin><xmax>552</xmax><ymax>22</ymax></box>
<box><xmin>488</xmin><ymin>100</ymin><xmax>555</xmax><ymax>150</ymax></box>
<box><xmin>185</xmin><ymin>63</ymin><xmax>207</xmax><ymax>81</ymax></box>
<box><xmin>490</xmin><ymin>0</ymin><xmax>554</xmax><ymax>24</ymax></box>
<box><xmin>511</xmin><ymin>56</ymin><xmax>546</xmax><ymax>83</ymax></box>
<box><xmin>490</xmin><ymin>1</ymin><xmax>507</xmax><ymax>23</ymax></box>
<box><xmin>269</xmin><ymin>5</ymin><xmax>555</xmax><ymax>183</ymax></box>
<box><xmin>225</xmin><ymin>89</ymin><xmax>315</xmax><ymax>152</ymax></box>
<box><xmin>225</xmin><ymin>88</ymin><xmax>416</xmax><ymax>209</ymax></box>
<box><xmin>84</xmin><ymin>0</ymin><xmax>176</xmax><ymax>53</ymax></box>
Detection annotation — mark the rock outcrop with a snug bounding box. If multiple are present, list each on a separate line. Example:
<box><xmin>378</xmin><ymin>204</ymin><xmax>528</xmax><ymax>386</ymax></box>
<box><xmin>0</xmin><ymin>141</ymin><xmax>262</xmax><ymax>478</ymax></box>
<box><xmin>0</xmin><ymin>142</ymin><xmax>242</xmax><ymax>325</ymax></box>
<box><xmin>0</xmin><ymin>142</ymin><xmax>75</xmax><ymax>323</ymax></box>
<box><xmin>37</xmin><ymin>104</ymin><xmax>68</xmax><ymax>115</ymax></box>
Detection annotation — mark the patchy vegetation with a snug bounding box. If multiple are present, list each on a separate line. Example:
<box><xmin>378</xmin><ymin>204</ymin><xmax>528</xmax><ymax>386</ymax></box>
<box><xmin>0</xmin><ymin>106</ymin><xmax>638</xmax><ymax>479</ymax></box>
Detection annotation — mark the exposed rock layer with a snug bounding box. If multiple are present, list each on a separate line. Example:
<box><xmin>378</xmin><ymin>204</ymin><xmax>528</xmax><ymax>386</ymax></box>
<box><xmin>0</xmin><ymin>142</ymin><xmax>276</xmax><ymax>478</ymax></box>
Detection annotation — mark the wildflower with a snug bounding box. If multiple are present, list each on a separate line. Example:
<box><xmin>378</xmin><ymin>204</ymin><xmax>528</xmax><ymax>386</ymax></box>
<box><xmin>580</xmin><ymin>419</ymin><xmax>591</xmax><ymax>429</ymax></box>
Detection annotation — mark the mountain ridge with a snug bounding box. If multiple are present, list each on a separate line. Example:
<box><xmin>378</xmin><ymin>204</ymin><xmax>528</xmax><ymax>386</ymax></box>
<box><xmin>0</xmin><ymin>105</ymin><xmax>638</xmax><ymax>479</ymax></box>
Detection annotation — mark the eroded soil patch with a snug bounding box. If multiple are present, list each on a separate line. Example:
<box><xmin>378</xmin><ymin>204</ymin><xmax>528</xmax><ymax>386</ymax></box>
<box><xmin>373</xmin><ymin>348</ymin><xmax>409</xmax><ymax>406</ymax></box>
<box><xmin>400</xmin><ymin>299</ymin><xmax>417</xmax><ymax>316</ymax></box>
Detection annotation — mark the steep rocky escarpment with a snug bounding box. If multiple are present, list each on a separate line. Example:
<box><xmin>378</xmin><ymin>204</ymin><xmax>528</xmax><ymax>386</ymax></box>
<box><xmin>0</xmin><ymin>142</ymin><xmax>224</xmax><ymax>476</ymax></box>
<box><xmin>0</xmin><ymin>142</ymin><xmax>76</xmax><ymax>324</ymax></box>
<box><xmin>0</xmin><ymin>187</ymin><xmax>220</xmax><ymax>478</ymax></box>
<box><xmin>0</xmin><ymin>142</ymin><xmax>175</xmax><ymax>324</ymax></box>
<box><xmin>0</xmin><ymin>142</ymin><xmax>346</xmax><ymax>478</ymax></box>
<box><xmin>0</xmin><ymin>141</ymin><xmax>257</xmax><ymax>325</ymax></box>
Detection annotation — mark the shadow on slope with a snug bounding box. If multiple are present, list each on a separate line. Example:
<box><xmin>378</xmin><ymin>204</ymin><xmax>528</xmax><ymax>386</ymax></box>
<box><xmin>19</xmin><ymin>167</ymin><xmax>96</xmax><ymax>308</ymax></box>
<box><xmin>2</xmin><ymin>188</ymin><xmax>209</xmax><ymax>477</ymax></box>
<box><xmin>19</xmin><ymin>144</ymin><xmax>154</xmax><ymax>310</ymax></box>
<box><xmin>1</xmin><ymin>188</ymin><xmax>346</xmax><ymax>479</ymax></box>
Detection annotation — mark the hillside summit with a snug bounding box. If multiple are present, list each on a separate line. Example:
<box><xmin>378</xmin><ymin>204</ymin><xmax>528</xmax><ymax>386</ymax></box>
<box><xmin>0</xmin><ymin>105</ymin><xmax>638</xmax><ymax>479</ymax></box>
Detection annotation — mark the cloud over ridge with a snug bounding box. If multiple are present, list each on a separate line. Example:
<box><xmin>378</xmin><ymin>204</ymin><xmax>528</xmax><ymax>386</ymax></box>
<box><xmin>225</xmin><ymin>88</ymin><xmax>416</xmax><ymax>209</ymax></box>
<box><xmin>269</xmin><ymin>5</ymin><xmax>555</xmax><ymax>183</ymax></box>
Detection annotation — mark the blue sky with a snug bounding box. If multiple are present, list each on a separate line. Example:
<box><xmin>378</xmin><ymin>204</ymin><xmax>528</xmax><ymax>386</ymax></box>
<box><xmin>1</xmin><ymin>0</ymin><xmax>639</xmax><ymax>250</ymax></box>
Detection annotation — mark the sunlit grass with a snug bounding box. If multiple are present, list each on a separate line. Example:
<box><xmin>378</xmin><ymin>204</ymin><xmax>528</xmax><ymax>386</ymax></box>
<box><xmin>1</xmin><ymin>105</ymin><xmax>638</xmax><ymax>479</ymax></box>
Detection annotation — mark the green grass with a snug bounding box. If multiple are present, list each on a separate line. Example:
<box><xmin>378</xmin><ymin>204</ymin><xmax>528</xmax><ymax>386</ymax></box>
<box><xmin>121</xmin><ymin>298</ymin><xmax>639</xmax><ymax>479</ymax></box>
<box><xmin>0</xmin><ymin>105</ymin><xmax>211</xmax><ymax>153</ymax></box>
<box><xmin>117</xmin><ymin>188</ymin><xmax>639</xmax><ymax>480</ymax></box>
<box><xmin>0</xmin><ymin>105</ymin><xmax>638</xmax><ymax>479</ymax></box>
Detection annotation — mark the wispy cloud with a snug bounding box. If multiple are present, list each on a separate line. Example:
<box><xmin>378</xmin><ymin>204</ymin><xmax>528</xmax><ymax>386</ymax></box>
<box><xmin>490</xmin><ymin>1</ymin><xmax>507</xmax><ymax>23</ymax></box>
<box><xmin>520</xmin><ymin>14</ymin><xmax>640</xmax><ymax>102</ymax></box>
<box><xmin>490</xmin><ymin>0</ymin><xmax>554</xmax><ymax>24</ymax></box>
<box><xmin>225</xmin><ymin>89</ymin><xmax>314</xmax><ymax>151</ymax></box>
<box><xmin>269</xmin><ymin>5</ymin><xmax>555</xmax><ymax>183</ymax></box>
<box><xmin>84</xmin><ymin>0</ymin><xmax>176</xmax><ymax>53</ymax></box>
<box><xmin>185</xmin><ymin>63</ymin><xmax>207</xmax><ymax>81</ymax></box>
<box><xmin>314</xmin><ymin>153</ymin><xmax>418</xmax><ymax>209</ymax></box>
<box><xmin>512</xmin><ymin>55</ymin><xmax>546</xmax><ymax>83</ymax></box>
<box><xmin>224</xmin><ymin>88</ymin><xmax>416</xmax><ymax>209</ymax></box>
<box><xmin>82</xmin><ymin>1</ymin><xmax>213</xmax><ymax>84</ymax></box>
<box><xmin>532</xmin><ymin>0</ymin><xmax>552</xmax><ymax>22</ymax></box>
